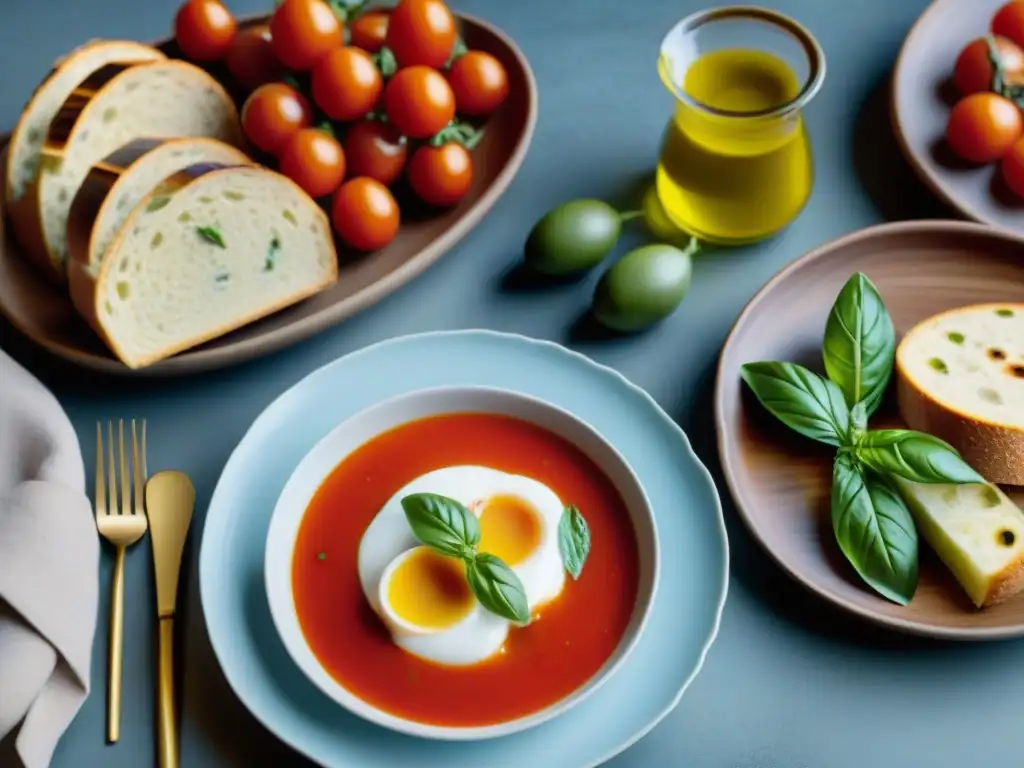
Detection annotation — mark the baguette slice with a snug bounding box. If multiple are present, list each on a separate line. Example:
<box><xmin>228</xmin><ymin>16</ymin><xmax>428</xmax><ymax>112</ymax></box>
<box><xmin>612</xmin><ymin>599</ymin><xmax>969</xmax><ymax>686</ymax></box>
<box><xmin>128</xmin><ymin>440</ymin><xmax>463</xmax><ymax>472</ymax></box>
<box><xmin>25</xmin><ymin>59</ymin><xmax>244</xmax><ymax>285</ymax></box>
<box><xmin>894</xmin><ymin>478</ymin><xmax>1024</xmax><ymax>607</ymax></box>
<box><xmin>67</xmin><ymin>137</ymin><xmax>251</xmax><ymax>320</ymax></box>
<box><xmin>896</xmin><ymin>303</ymin><xmax>1024</xmax><ymax>486</ymax></box>
<box><xmin>84</xmin><ymin>163</ymin><xmax>338</xmax><ymax>368</ymax></box>
<box><xmin>5</xmin><ymin>40</ymin><xmax>165</xmax><ymax>272</ymax></box>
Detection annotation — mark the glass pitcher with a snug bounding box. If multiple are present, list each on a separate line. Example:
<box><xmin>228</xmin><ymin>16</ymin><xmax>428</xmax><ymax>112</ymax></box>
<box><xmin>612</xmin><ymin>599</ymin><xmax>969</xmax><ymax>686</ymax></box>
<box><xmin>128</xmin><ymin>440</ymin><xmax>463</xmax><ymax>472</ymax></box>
<box><xmin>655</xmin><ymin>7</ymin><xmax>826</xmax><ymax>245</ymax></box>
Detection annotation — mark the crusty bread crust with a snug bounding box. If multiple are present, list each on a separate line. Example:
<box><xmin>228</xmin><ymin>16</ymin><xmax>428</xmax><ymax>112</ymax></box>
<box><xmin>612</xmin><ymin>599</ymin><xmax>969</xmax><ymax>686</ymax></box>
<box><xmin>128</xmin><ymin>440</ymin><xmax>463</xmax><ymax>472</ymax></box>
<box><xmin>5</xmin><ymin>41</ymin><xmax>164</xmax><ymax>285</ymax></box>
<box><xmin>90</xmin><ymin>165</ymin><xmax>338</xmax><ymax>369</ymax></box>
<box><xmin>896</xmin><ymin>303</ymin><xmax>1024</xmax><ymax>487</ymax></box>
<box><xmin>984</xmin><ymin>551</ymin><xmax>1024</xmax><ymax>606</ymax></box>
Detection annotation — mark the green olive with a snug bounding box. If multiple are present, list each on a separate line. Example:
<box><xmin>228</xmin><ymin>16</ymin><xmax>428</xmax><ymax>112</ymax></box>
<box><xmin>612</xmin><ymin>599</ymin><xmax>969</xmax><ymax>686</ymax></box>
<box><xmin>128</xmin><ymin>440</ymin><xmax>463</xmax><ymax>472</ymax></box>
<box><xmin>524</xmin><ymin>199</ymin><xmax>622</xmax><ymax>275</ymax></box>
<box><xmin>592</xmin><ymin>244</ymin><xmax>693</xmax><ymax>332</ymax></box>
<box><xmin>641</xmin><ymin>187</ymin><xmax>690</xmax><ymax>247</ymax></box>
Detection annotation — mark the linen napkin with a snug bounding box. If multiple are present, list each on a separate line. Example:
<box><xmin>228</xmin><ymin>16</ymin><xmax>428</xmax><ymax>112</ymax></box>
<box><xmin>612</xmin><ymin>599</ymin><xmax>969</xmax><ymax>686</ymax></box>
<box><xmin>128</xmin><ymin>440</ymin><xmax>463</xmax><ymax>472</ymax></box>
<box><xmin>0</xmin><ymin>350</ymin><xmax>98</xmax><ymax>768</ymax></box>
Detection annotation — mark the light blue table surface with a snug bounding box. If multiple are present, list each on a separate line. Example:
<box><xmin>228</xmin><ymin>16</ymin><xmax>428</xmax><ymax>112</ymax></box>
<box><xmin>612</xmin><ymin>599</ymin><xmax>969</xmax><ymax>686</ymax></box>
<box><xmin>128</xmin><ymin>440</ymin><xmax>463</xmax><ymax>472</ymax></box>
<box><xmin>3</xmin><ymin>0</ymin><xmax>1021</xmax><ymax>766</ymax></box>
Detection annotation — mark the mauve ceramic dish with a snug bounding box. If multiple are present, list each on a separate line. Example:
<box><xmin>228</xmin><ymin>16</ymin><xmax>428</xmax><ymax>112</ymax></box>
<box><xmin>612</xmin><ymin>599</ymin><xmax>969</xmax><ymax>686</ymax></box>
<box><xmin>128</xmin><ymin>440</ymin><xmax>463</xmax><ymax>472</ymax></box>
<box><xmin>264</xmin><ymin>385</ymin><xmax>659</xmax><ymax>740</ymax></box>
<box><xmin>892</xmin><ymin>0</ymin><xmax>1023</xmax><ymax>233</ymax></box>
<box><xmin>716</xmin><ymin>220</ymin><xmax>1024</xmax><ymax>640</ymax></box>
<box><xmin>0</xmin><ymin>14</ymin><xmax>537</xmax><ymax>376</ymax></box>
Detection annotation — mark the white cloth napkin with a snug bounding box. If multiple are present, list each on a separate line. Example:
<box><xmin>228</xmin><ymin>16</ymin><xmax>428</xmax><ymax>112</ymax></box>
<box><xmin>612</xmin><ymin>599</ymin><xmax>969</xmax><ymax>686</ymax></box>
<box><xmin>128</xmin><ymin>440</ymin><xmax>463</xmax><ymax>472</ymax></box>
<box><xmin>0</xmin><ymin>350</ymin><xmax>98</xmax><ymax>768</ymax></box>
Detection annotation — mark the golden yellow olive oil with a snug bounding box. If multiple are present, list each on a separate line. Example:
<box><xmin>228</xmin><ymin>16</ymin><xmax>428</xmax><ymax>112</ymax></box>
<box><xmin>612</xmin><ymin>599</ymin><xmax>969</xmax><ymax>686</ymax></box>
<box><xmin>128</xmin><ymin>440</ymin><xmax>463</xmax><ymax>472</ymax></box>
<box><xmin>656</xmin><ymin>48</ymin><xmax>814</xmax><ymax>244</ymax></box>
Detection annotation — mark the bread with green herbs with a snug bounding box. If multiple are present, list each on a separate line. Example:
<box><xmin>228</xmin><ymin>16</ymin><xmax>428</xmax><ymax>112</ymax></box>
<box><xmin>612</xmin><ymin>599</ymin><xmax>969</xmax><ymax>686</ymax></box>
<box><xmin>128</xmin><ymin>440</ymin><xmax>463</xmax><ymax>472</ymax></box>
<box><xmin>76</xmin><ymin>163</ymin><xmax>338</xmax><ymax>369</ymax></box>
<box><xmin>895</xmin><ymin>303</ymin><xmax>1024</xmax><ymax>486</ymax></box>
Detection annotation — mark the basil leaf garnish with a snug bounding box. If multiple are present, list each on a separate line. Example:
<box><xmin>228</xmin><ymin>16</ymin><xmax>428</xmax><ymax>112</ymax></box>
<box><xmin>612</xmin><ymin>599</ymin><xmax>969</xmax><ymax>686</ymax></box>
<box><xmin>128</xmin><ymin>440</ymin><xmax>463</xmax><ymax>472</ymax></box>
<box><xmin>854</xmin><ymin>429</ymin><xmax>985</xmax><ymax>485</ymax></box>
<box><xmin>821</xmin><ymin>272</ymin><xmax>896</xmax><ymax>417</ymax></box>
<box><xmin>558</xmin><ymin>505</ymin><xmax>591</xmax><ymax>580</ymax></box>
<box><xmin>831</xmin><ymin>453</ymin><xmax>918</xmax><ymax>605</ymax></box>
<box><xmin>466</xmin><ymin>553</ymin><xmax>530</xmax><ymax>624</ymax></box>
<box><xmin>400</xmin><ymin>493</ymin><xmax>480</xmax><ymax>559</ymax></box>
<box><xmin>740</xmin><ymin>362</ymin><xmax>851</xmax><ymax>447</ymax></box>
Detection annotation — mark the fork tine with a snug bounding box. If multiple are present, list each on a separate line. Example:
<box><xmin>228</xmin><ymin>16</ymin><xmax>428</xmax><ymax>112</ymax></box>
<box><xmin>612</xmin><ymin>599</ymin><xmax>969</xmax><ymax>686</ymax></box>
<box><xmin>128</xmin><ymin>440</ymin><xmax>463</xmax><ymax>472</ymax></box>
<box><xmin>141</xmin><ymin>419</ymin><xmax>148</xmax><ymax>483</ymax></box>
<box><xmin>107</xmin><ymin>421</ymin><xmax>117</xmax><ymax>515</ymax></box>
<box><xmin>95</xmin><ymin>423</ymin><xmax>106</xmax><ymax>520</ymax></box>
<box><xmin>131</xmin><ymin>420</ymin><xmax>145</xmax><ymax>515</ymax></box>
<box><xmin>118</xmin><ymin>419</ymin><xmax>130</xmax><ymax>517</ymax></box>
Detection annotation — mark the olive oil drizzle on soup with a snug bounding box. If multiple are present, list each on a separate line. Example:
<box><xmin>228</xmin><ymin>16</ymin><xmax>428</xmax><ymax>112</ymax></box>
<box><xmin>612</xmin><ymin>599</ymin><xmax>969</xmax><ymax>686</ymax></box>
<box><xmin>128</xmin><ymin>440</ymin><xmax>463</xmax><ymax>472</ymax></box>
<box><xmin>291</xmin><ymin>413</ymin><xmax>640</xmax><ymax>726</ymax></box>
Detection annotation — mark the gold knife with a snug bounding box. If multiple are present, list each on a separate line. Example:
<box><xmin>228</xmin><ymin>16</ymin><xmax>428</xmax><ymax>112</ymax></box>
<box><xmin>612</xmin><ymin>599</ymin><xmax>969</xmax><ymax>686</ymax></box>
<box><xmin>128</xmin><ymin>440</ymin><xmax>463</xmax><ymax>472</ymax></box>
<box><xmin>146</xmin><ymin>470</ymin><xmax>195</xmax><ymax>768</ymax></box>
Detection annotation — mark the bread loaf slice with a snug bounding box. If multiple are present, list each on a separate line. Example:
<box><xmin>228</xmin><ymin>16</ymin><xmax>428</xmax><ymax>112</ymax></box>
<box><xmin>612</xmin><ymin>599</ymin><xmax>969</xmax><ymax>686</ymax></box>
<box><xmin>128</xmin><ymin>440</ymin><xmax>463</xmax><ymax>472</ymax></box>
<box><xmin>81</xmin><ymin>163</ymin><xmax>338</xmax><ymax>368</ymax></box>
<box><xmin>896</xmin><ymin>303</ymin><xmax>1024</xmax><ymax>486</ymax></box>
<box><xmin>5</xmin><ymin>40</ymin><xmax>165</xmax><ymax>275</ymax></box>
<box><xmin>893</xmin><ymin>478</ymin><xmax>1024</xmax><ymax>607</ymax></box>
<box><xmin>66</xmin><ymin>137</ymin><xmax>251</xmax><ymax>320</ymax></box>
<box><xmin>26</xmin><ymin>59</ymin><xmax>244</xmax><ymax>284</ymax></box>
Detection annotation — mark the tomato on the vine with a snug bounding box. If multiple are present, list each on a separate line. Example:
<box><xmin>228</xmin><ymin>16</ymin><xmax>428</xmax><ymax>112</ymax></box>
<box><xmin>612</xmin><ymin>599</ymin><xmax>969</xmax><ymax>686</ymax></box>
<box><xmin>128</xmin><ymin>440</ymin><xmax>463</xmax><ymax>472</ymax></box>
<box><xmin>447</xmin><ymin>51</ymin><xmax>509</xmax><ymax>116</ymax></box>
<box><xmin>407</xmin><ymin>142</ymin><xmax>473</xmax><ymax>206</ymax></box>
<box><xmin>278</xmin><ymin>128</ymin><xmax>347</xmax><ymax>199</ymax></box>
<box><xmin>344</xmin><ymin>120</ymin><xmax>408</xmax><ymax>185</ymax></box>
<box><xmin>270</xmin><ymin>0</ymin><xmax>343</xmax><ymax>71</ymax></box>
<box><xmin>226</xmin><ymin>25</ymin><xmax>286</xmax><ymax>91</ymax></box>
<box><xmin>384</xmin><ymin>66</ymin><xmax>456</xmax><ymax>138</ymax></box>
<box><xmin>945</xmin><ymin>92</ymin><xmax>1024</xmax><ymax>164</ymax></box>
<box><xmin>311</xmin><ymin>47</ymin><xmax>383</xmax><ymax>122</ymax></box>
<box><xmin>174</xmin><ymin>0</ymin><xmax>237</xmax><ymax>62</ymax></box>
<box><xmin>953</xmin><ymin>36</ymin><xmax>1024</xmax><ymax>96</ymax></box>
<box><xmin>385</xmin><ymin>0</ymin><xmax>457</xmax><ymax>69</ymax></box>
<box><xmin>1001</xmin><ymin>135</ymin><xmax>1024</xmax><ymax>198</ymax></box>
<box><xmin>350</xmin><ymin>11</ymin><xmax>390</xmax><ymax>53</ymax></box>
<box><xmin>331</xmin><ymin>177</ymin><xmax>401</xmax><ymax>251</ymax></box>
<box><xmin>241</xmin><ymin>83</ymin><xmax>313</xmax><ymax>155</ymax></box>
<box><xmin>992</xmin><ymin>2</ymin><xmax>1024</xmax><ymax>49</ymax></box>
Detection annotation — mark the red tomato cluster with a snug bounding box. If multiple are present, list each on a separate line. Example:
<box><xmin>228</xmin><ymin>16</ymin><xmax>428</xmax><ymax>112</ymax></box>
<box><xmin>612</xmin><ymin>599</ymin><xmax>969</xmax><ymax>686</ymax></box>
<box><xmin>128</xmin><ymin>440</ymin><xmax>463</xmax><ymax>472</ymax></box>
<box><xmin>173</xmin><ymin>0</ymin><xmax>510</xmax><ymax>251</ymax></box>
<box><xmin>945</xmin><ymin>1</ymin><xmax>1024</xmax><ymax>199</ymax></box>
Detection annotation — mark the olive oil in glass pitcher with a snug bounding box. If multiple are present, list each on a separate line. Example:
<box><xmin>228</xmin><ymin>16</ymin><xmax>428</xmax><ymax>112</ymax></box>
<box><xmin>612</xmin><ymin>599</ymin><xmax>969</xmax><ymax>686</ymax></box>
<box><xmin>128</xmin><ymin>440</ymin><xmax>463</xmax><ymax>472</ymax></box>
<box><xmin>655</xmin><ymin>7</ymin><xmax>826</xmax><ymax>244</ymax></box>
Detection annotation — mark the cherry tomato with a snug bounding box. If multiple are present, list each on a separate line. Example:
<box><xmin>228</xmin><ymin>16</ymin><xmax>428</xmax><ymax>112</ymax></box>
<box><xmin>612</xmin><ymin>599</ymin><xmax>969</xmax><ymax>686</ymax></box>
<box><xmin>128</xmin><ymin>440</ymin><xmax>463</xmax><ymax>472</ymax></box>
<box><xmin>350</xmin><ymin>11</ymin><xmax>390</xmax><ymax>53</ymax></box>
<box><xmin>385</xmin><ymin>0</ymin><xmax>457</xmax><ymax>69</ymax></box>
<box><xmin>174</xmin><ymin>0</ymin><xmax>237</xmax><ymax>62</ymax></box>
<box><xmin>1001</xmin><ymin>135</ymin><xmax>1024</xmax><ymax>198</ymax></box>
<box><xmin>384</xmin><ymin>66</ymin><xmax>456</xmax><ymax>138</ymax></box>
<box><xmin>407</xmin><ymin>142</ymin><xmax>472</xmax><ymax>206</ymax></box>
<box><xmin>241</xmin><ymin>83</ymin><xmax>313</xmax><ymax>155</ymax></box>
<box><xmin>278</xmin><ymin>128</ymin><xmax>347</xmax><ymax>198</ymax></box>
<box><xmin>311</xmin><ymin>47</ymin><xmax>383</xmax><ymax>122</ymax></box>
<box><xmin>226</xmin><ymin>25</ymin><xmax>286</xmax><ymax>91</ymax></box>
<box><xmin>447</xmin><ymin>51</ymin><xmax>509</xmax><ymax>117</ymax></box>
<box><xmin>992</xmin><ymin>1</ymin><xmax>1024</xmax><ymax>49</ymax></box>
<box><xmin>945</xmin><ymin>92</ymin><xmax>1024</xmax><ymax>164</ymax></box>
<box><xmin>344</xmin><ymin>120</ymin><xmax>408</xmax><ymax>185</ymax></box>
<box><xmin>270</xmin><ymin>0</ymin><xmax>343</xmax><ymax>72</ymax></box>
<box><xmin>953</xmin><ymin>36</ymin><xmax>1024</xmax><ymax>96</ymax></box>
<box><xmin>331</xmin><ymin>177</ymin><xmax>400</xmax><ymax>251</ymax></box>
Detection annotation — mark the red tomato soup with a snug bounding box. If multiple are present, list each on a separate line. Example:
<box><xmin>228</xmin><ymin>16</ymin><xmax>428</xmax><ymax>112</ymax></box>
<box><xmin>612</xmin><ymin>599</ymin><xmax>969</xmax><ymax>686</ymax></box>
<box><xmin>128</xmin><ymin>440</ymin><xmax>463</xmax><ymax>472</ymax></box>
<box><xmin>291</xmin><ymin>412</ymin><xmax>641</xmax><ymax>726</ymax></box>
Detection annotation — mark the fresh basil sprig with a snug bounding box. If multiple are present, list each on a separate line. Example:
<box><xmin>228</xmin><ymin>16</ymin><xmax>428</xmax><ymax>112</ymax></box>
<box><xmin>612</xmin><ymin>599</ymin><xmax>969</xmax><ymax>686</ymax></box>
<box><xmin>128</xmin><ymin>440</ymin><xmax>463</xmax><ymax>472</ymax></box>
<box><xmin>831</xmin><ymin>454</ymin><xmax>918</xmax><ymax>605</ymax></box>
<box><xmin>739</xmin><ymin>361</ymin><xmax>851</xmax><ymax>447</ymax></box>
<box><xmin>558</xmin><ymin>505</ymin><xmax>591</xmax><ymax>579</ymax></box>
<box><xmin>739</xmin><ymin>271</ymin><xmax>986</xmax><ymax>605</ymax></box>
<box><xmin>821</xmin><ymin>273</ymin><xmax>895</xmax><ymax>418</ymax></box>
<box><xmin>400</xmin><ymin>492</ymin><xmax>529</xmax><ymax>624</ymax></box>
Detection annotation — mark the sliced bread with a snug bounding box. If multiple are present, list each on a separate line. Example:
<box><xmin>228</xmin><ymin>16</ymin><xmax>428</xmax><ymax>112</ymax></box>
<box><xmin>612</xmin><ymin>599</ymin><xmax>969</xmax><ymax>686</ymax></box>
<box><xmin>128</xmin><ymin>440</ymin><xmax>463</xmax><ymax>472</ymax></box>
<box><xmin>895</xmin><ymin>303</ymin><xmax>1024</xmax><ymax>486</ymax></box>
<box><xmin>5</xmin><ymin>40</ymin><xmax>165</xmax><ymax>273</ymax></box>
<box><xmin>66</xmin><ymin>137</ymin><xmax>251</xmax><ymax>319</ymax></box>
<box><xmin>894</xmin><ymin>478</ymin><xmax>1024</xmax><ymax>607</ymax></box>
<box><xmin>24</xmin><ymin>59</ymin><xmax>244</xmax><ymax>284</ymax></box>
<box><xmin>77</xmin><ymin>163</ymin><xmax>339</xmax><ymax>369</ymax></box>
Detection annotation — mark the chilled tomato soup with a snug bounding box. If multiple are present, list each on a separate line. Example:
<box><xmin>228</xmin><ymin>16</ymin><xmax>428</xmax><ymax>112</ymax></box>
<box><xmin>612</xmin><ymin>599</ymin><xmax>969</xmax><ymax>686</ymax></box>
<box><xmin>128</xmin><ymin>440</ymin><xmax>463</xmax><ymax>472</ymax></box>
<box><xmin>291</xmin><ymin>412</ymin><xmax>640</xmax><ymax>726</ymax></box>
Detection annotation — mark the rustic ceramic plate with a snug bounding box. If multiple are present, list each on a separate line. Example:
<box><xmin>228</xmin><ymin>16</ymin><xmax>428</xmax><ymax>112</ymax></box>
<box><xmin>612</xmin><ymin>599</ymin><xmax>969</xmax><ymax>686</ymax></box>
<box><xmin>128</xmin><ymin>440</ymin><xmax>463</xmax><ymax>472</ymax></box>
<box><xmin>716</xmin><ymin>220</ymin><xmax>1024</xmax><ymax>640</ymax></box>
<box><xmin>892</xmin><ymin>0</ymin><xmax>1023</xmax><ymax>233</ymax></box>
<box><xmin>0</xmin><ymin>13</ymin><xmax>537</xmax><ymax>376</ymax></box>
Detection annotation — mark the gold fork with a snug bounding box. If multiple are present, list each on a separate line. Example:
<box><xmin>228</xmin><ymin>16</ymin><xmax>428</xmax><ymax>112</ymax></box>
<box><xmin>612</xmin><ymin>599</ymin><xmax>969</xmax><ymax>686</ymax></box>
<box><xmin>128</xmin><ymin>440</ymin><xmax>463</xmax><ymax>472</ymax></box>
<box><xmin>95</xmin><ymin>419</ymin><xmax>148</xmax><ymax>743</ymax></box>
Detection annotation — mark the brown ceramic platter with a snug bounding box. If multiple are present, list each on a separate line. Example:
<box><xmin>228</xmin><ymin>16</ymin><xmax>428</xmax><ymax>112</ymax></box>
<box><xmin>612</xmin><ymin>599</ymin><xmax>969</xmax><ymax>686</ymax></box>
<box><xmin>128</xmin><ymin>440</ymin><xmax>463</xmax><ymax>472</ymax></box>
<box><xmin>0</xmin><ymin>13</ymin><xmax>537</xmax><ymax>376</ymax></box>
<box><xmin>892</xmin><ymin>0</ymin><xmax>1023</xmax><ymax>234</ymax></box>
<box><xmin>716</xmin><ymin>220</ymin><xmax>1024</xmax><ymax>640</ymax></box>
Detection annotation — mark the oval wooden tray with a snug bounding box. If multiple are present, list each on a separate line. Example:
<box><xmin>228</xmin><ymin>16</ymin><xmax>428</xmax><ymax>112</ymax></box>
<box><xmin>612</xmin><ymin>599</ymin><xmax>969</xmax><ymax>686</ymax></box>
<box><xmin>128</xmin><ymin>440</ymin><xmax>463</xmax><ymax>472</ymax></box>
<box><xmin>0</xmin><ymin>13</ymin><xmax>537</xmax><ymax>376</ymax></box>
